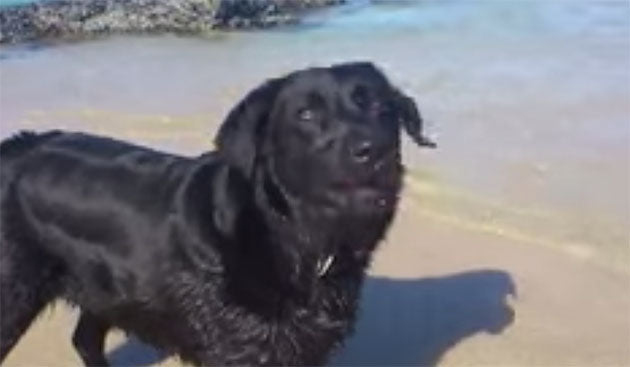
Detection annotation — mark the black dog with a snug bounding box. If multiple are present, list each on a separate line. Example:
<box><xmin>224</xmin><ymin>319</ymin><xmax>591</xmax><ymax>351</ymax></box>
<box><xmin>0</xmin><ymin>62</ymin><xmax>435</xmax><ymax>366</ymax></box>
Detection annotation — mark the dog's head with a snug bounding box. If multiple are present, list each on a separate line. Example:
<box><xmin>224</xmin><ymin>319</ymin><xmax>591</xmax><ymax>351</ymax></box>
<box><xmin>215</xmin><ymin>62</ymin><xmax>435</xmax><ymax>305</ymax></box>
<box><xmin>216</xmin><ymin>62</ymin><xmax>434</xmax><ymax>214</ymax></box>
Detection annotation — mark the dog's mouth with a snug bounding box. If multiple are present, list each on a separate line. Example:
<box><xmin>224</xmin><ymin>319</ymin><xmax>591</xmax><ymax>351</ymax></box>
<box><xmin>353</xmin><ymin>187</ymin><xmax>397</xmax><ymax>211</ymax></box>
<box><xmin>333</xmin><ymin>151</ymin><xmax>399</xmax><ymax>197</ymax></box>
<box><xmin>330</xmin><ymin>180</ymin><xmax>398</xmax><ymax>212</ymax></box>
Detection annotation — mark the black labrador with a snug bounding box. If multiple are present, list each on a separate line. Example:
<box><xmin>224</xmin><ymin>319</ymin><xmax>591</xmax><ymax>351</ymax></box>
<box><xmin>0</xmin><ymin>62</ymin><xmax>435</xmax><ymax>366</ymax></box>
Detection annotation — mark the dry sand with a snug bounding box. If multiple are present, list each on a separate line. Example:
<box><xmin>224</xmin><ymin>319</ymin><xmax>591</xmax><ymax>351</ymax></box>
<box><xmin>3</xmin><ymin>178</ymin><xmax>629</xmax><ymax>366</ymax></box>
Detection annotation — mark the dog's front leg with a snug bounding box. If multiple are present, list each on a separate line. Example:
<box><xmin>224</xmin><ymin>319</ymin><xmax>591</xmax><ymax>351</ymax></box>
<box><xmin>72</xmin><ymin>311</ymin><xmax>110</xmax><ymax>366</ymax></box>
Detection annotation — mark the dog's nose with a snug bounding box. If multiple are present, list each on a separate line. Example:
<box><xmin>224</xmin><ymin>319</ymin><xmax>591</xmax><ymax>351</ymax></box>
<box><xmin>352</xmin><ymin>141</ymin><xmax>373</xmax><ymax>163</ymax></box>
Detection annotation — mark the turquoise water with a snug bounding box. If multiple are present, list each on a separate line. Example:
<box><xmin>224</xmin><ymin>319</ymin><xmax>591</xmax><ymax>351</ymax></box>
<box><xmin>0</xmin><ymin>0</ymin><xmax>41</xmax><ymax>6</ymax></box>
<box><xmin>303</xmin><ymin>0</ymin><xmax>629</xmax><ymax>36</ymax></box>
<box><xmin>1</xmin><ymin>0</ymin><xmax>629</xmax><ymax>270</ymax></box>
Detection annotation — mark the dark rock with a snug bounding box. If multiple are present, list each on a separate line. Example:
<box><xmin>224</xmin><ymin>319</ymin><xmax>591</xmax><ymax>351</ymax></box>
<box><xmin>0</xmin><ymin>0</ymin><xmax>344</xmax><ymax>44</ymax></box>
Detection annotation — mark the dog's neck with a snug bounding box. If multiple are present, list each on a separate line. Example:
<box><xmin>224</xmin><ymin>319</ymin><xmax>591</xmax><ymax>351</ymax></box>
<box><xmin>252</xmin><ymin>163</ymin><xmax>389</xmax><ymax>275</ymax></box>
<box><xmin>253</xmin><ymin>164</ymin><xmax>336</xmax><ymax>252</ymax></box>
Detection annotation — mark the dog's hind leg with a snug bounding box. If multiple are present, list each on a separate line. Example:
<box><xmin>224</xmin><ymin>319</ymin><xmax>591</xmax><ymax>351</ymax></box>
<box><xmin>72</xmin><ymin>312</ymin><xmax>110</xmax><ymax>366</ymax></box>
<box><xmin>0</xmin><ymin>239</ymin><xmax>61</xmax><ymax>363</ymax></box>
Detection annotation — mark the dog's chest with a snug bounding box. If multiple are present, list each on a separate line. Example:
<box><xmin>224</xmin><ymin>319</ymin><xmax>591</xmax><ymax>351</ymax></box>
<box><xmin>155</xmin><ymin>275</ymin><xmax>359</xmax><ymax>366</ymax></box>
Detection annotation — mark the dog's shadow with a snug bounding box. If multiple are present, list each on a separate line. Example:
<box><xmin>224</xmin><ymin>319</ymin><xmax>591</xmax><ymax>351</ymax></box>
<box><xmin>331</xmin><ymin>269</ymin><xmax>516</xmax><ymax>366</ymax></box>
<box><xmin>108</xmin><ymin>269</ymin><xmax>516</xmax><ymax>367</ymax></box>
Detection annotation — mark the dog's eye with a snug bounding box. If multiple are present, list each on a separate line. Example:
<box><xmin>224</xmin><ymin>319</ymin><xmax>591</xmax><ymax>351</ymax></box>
<box><xmin>298</xmin><ymin>108</ymin><xmax>315</xmax><ymax>122</ymax></box>
<box><xmin>352</xmin><ymin>85</ymin><xmax>370</xmax><ymax>109</ymax></box>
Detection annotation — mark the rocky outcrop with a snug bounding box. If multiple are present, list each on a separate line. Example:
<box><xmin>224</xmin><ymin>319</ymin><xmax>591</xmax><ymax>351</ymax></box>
<box><xmin>215</xmin><ymin>0</ymin><xmax>343</xmax><ymax>28</ymax></box>
<box><xmin>0</xmin><ymin>0</ymin><xmax>343</xmax><ymax>44</ymax></box>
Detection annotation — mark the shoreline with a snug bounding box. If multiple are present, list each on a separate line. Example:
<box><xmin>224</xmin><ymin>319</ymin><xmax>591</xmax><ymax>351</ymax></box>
<box><xmin>0</xmin><ymin>0</ymin><xmax>344</xmax><ymax>44</ymax></box>
<box><xmin>404</xmin><ymin>173</ymin><xmax>630</xmax><ymax>277</ymax></box>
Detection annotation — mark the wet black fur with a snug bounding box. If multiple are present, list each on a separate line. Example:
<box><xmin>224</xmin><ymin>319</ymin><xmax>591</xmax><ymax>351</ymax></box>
<box><xmin>0</xmin><ymin>62</ymin><xmax>434</xmax><ymax>366</ymax></box>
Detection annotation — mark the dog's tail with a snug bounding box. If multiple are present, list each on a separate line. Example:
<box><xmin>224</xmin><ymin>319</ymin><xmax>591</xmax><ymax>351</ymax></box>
<box><xmin>0</xmin><ymin>130</ymin><xmax>62</xmax><ymax>160</ymax></box>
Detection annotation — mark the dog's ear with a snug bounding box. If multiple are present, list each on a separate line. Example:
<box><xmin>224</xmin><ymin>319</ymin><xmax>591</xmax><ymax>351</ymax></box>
<box><xmin>211</xmin><ymin>165</ymin><xmax>251</xmax><ymax>239</ymax></box>
<box><xmin>394</xmin><ymin>89</ymin><xmax>437</xmax><ymax>148</ymax></box>
<box><xmin>215</xmin><ymin>77</ymin><xmax>284</xmax><ymax>178</ymax></box>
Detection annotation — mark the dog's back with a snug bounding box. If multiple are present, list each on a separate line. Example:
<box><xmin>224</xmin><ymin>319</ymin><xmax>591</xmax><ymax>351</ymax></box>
<box><xmin>0</xmin><ymin>131</ymin><xmax>60</xmax><ymax>157</ymax></box>
<box><xmin>1</xmin><ymin>131</ymin><xmax>61</xmax><ymax>183</ymax></box>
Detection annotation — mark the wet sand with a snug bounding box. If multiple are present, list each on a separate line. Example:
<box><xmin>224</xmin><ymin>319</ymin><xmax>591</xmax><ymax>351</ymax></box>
<box><xmin>2</xmin><ymin>182</ymin><xmax>629</xmax><ymax>366</ymax></box>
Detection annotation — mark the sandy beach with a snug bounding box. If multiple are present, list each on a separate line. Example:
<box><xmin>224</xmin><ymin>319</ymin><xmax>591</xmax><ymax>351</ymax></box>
<box><xmin>2</xmin><ymin>184</ymin><xmax>629</xmax><ymax>366</ymax></box>
<box><xmin>1</xmin><ymin>1</ymin><xmax>629</xmax><ymax>365</ymax></box>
